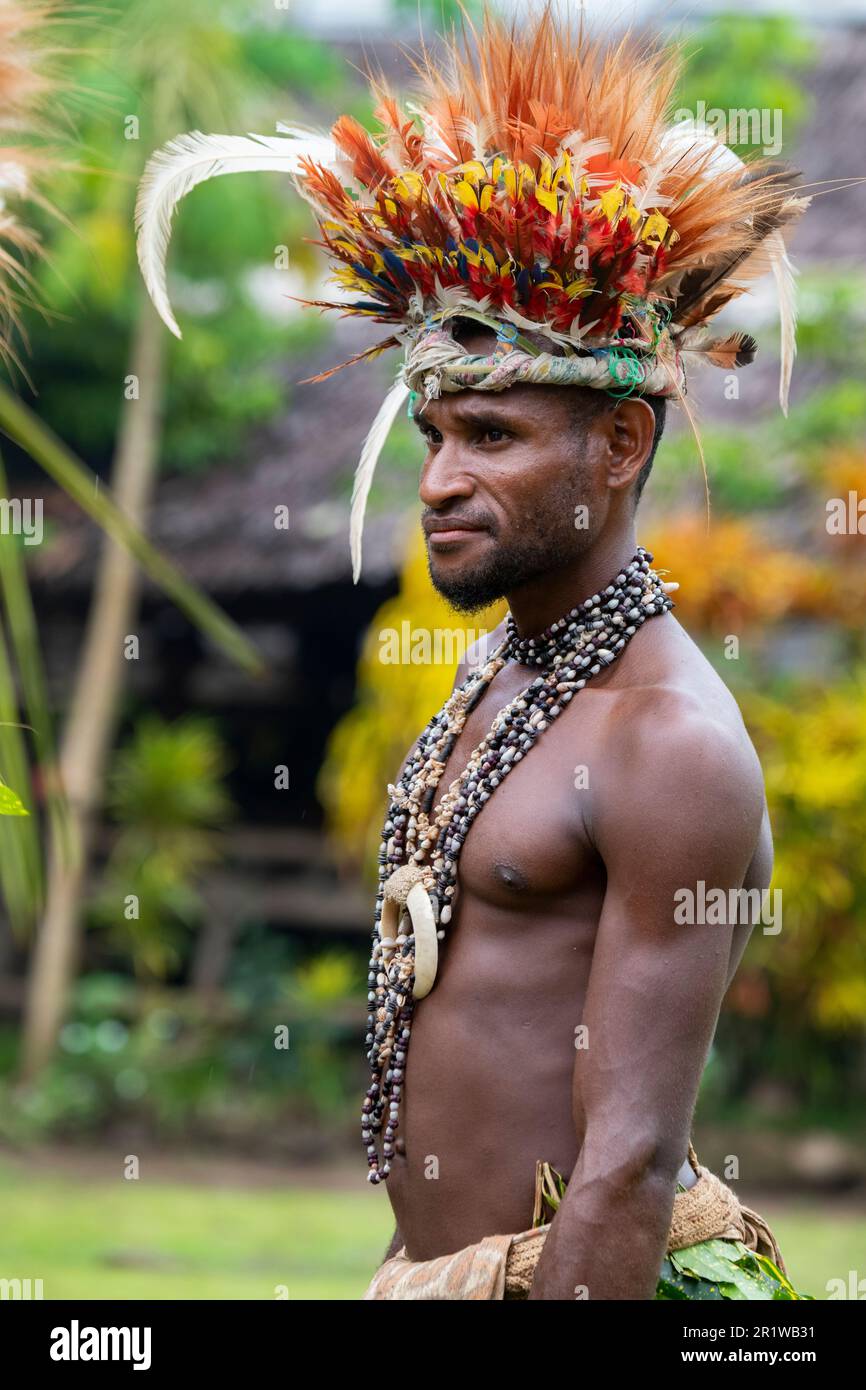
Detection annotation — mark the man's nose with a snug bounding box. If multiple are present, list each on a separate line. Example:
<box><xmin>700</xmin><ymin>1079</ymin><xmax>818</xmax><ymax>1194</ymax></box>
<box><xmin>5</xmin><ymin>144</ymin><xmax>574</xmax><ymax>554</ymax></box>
<box><xmin>418</xmin><ymin>441</ymin><xmax>475</xmax><ymax>509</ymax></box>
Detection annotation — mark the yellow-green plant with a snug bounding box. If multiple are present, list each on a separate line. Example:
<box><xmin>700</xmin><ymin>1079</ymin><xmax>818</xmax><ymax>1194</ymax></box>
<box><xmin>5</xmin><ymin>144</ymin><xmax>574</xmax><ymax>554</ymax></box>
<box><xmin>746</xmin><ymin>670</ymin><xmax>866</xmax><ymax>1033</ymax></box>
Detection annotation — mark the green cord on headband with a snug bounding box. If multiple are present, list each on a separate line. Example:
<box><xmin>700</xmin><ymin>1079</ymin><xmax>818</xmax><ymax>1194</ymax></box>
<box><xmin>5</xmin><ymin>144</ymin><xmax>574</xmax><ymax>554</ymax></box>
<box><xmin>605</xmin><ymin>345</ymin><xmax>647</xmax><ymax>399</ymax></box>
<box><xmin>406</xmin><ymin>388</ymin><xmax>418</xmax><ymax>419</ymax></box>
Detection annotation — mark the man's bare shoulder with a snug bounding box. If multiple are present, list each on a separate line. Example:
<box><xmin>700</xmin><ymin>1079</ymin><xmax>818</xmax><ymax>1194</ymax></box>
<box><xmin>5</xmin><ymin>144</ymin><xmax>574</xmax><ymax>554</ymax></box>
<box><xmin>605</xmin><ymin>615</ymin><xmax>756</xmax><ymax>748</ymax></box>
<box><xmin>588</xmin><ymin>615</ymin><xmax>766</xmax><ymax>848</ymax></box>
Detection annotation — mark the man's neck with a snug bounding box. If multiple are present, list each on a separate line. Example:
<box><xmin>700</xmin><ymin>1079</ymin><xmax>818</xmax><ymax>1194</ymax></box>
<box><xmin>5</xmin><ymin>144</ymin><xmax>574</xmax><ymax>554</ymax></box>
<box><xmin>505</xmin><ymin>527</ymin><xmax>640</xmax><ymax>640</ymax></box>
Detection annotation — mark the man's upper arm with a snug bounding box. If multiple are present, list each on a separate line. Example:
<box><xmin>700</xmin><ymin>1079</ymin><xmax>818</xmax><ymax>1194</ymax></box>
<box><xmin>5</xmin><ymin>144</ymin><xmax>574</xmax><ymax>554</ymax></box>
<box><xmin>573</xmin><ymin>709</ymin><xmax>765</xmax><ymax>1182</ymax></box>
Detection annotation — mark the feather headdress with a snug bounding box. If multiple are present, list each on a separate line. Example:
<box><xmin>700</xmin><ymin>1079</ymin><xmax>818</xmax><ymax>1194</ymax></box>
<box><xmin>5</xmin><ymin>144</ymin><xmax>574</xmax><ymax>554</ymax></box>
<box><xmin>135</xmin><ymin>5</ymin><xmax>810</xmax><ymax>580</ymax></box>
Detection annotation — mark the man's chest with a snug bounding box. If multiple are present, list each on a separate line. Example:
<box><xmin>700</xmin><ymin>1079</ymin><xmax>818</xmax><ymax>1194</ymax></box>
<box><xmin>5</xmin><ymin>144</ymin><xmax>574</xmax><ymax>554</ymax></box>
<box><xmin>423</xmin><ymin>678</ymin><xmax>606</xmax><ymax>908</ymax></box>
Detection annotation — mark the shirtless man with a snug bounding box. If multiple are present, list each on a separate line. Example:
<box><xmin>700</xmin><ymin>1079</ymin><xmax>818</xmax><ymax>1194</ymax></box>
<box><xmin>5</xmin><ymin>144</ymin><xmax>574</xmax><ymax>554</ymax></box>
<box><xmin>131</xmin><ymin>1</ymin><xmax>803</xmax><ymax>1304</ymax></box>
<box><xmin>378</xmin><ymin>323</ymin><xmax>771</xmax><ymax>1300</ymax></box>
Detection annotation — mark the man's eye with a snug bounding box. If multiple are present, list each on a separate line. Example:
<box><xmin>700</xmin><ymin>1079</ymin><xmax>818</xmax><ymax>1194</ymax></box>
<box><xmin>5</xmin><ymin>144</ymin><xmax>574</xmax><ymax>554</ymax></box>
<box><xmin>422</xmin><ymin>427</ymin><xmax>442</xmax><ymax>445</ymax></box>
<box><xmin>482</xmin><ymin>428</ymin><xmax>509</xmax><ymax>443</ymax></box>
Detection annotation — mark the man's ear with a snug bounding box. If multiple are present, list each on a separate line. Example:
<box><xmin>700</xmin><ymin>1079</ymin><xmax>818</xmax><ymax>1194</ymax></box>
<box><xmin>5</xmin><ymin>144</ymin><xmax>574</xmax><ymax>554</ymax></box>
<box><xmin>602</xmin><ymin>398</ymin><xmax>656</xmax><ymax>493</ymax></box>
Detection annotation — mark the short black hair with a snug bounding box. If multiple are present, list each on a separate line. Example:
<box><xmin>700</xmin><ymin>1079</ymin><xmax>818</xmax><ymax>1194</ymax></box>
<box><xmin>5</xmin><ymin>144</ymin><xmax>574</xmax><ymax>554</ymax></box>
<box><xmin>634</xmin><ymin>393</ymin><xmax>667</xmax><ymax>501</ymax></box>
<box><xmin>568</xmin><ymin>387</ymin><xmax>666</xmax><ymax>504</ymax></box>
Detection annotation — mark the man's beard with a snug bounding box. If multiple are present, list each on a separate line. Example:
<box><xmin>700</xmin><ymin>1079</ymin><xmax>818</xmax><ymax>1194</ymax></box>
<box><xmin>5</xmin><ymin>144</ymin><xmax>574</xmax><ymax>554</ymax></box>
<box><xmin>427</xmin><ymin>519</ymin><xmax>579</xmax><ymax>613</ymax></box>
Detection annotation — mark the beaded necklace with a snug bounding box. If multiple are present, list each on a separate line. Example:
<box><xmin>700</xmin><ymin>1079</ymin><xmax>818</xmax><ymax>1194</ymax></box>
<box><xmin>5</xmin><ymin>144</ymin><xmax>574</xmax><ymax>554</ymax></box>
<box><xmin>362</xmin><ymin>546</ymin><xmax>674</xmax><ymax>1182</ymax></box>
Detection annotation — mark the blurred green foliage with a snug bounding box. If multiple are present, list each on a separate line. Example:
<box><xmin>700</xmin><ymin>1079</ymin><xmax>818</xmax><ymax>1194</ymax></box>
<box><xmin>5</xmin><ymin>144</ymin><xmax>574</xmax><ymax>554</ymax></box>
<box><xmin>674</xmin><ymin>12</ymin><xmax>813</xmax><ymax>154</ymax></box>
<box><xmin>0</xmin><ymin>930</ymin><xmax>364</xmax><ymax>1146</ymax></box>
<box><xmin>649</xmin><ymin>269</ymin><xmax>866</xmax><ymax>513</ymax></box>
<box><xmin>89</xmin><ymin>716</ymin><xmax>235</xmax><ymax>977</ymax></box>
<box><xmin>14</xmin><ymin>0</ymin><xmax>347</xmax><ymax>475</ymax></box>
<box><xmin>392</xmin><ymin>0</ymin><xmax>482</xmax><ymax>28</ymax></box>
<box><xmin>747</xmin><ymin>671</ymin><xmax>866</xmax><ymax>1032</ymax></box>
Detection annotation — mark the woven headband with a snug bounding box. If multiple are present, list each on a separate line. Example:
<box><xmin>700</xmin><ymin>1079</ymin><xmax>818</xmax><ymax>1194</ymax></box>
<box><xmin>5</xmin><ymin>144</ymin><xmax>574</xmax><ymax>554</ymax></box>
<box><xmin>402</xmin><ymin>308</ymin><xmax>686</xmax><ymax>404</ymax></box>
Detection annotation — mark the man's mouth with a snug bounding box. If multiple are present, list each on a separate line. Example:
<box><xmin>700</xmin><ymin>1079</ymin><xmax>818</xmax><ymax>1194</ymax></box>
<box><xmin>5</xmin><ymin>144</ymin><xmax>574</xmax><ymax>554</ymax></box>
<box><xmin>424</xmin><ymin>519</ymin><xmax>489</xmax><ymax>546</ymax></box>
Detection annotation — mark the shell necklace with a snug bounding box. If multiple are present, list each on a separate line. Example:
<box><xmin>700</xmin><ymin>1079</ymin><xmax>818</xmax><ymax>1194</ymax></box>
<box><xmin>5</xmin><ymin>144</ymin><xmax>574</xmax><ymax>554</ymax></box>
<box><xmin>363</xmin><ymin>546</ymin><xmax>674</xmax><ymax>1182</ymax></box>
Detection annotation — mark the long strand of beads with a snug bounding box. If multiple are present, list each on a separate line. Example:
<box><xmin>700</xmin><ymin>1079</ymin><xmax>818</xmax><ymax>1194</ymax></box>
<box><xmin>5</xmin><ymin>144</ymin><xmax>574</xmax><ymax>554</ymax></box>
<box><xmin>363</xmin><ymin>547</ymin><xmax>674</xmax><ymax>1181</ymax></box>
<box><xmin>363</xmin><ymin>654</ymin><xmax>505</xmax><ymax>1178</ymax></box>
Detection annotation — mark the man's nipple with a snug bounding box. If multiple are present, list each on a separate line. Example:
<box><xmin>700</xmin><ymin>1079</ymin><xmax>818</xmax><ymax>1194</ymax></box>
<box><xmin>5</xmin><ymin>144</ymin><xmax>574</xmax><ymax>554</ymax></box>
<box><xmin>493</xmin><ymin>862</ymin><xmax>528</xmax><ymax>892</ymax></box>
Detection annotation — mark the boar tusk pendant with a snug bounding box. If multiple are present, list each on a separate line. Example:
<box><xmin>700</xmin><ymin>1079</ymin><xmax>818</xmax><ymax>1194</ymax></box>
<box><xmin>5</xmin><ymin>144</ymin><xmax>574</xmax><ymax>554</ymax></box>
<box><xmin>380</xmin><ymin>864</ymin><xmax>438</xmax><ymax>999</ymax></box>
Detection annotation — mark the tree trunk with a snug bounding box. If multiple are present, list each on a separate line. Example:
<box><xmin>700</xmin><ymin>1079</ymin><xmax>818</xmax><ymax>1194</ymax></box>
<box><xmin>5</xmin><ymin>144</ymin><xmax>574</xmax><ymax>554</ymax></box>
<box><xmin>20</xmin><ymin>294</ymin><xmax>166</xmax><ymax>1080</ymax></box>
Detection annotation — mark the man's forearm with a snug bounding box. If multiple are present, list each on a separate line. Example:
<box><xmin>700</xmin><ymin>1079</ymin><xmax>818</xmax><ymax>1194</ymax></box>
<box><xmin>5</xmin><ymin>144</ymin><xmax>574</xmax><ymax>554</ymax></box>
<box><xmin>527</xmin><ymin>1152</ymin><xmax>677</xmax><ymax>1300</ymax></box>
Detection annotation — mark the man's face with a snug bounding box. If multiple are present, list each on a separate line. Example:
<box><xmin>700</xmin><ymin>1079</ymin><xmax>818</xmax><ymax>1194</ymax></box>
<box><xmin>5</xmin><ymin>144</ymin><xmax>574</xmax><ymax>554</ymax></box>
<box><xmin>416</xmin><ymin>374</ymin><xmax>610</xmax><ymax>613</ymax></box>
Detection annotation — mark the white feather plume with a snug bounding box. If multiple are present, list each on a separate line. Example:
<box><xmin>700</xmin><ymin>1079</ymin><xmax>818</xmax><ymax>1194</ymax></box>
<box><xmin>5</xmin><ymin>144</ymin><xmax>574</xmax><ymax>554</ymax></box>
<box><xmin>134</xmin><ymin>128</ymin><xmax>337</xmax><ymax>338</ymax></box>
<box><xmin>351</xmin><ymin>377</ymin><xmax>411</xmax><ymax>584</ymax></box>
<box><xmin>768</xmin><ymin>228</ymin><xmax>798</xmax><ymax>416</ymax></box>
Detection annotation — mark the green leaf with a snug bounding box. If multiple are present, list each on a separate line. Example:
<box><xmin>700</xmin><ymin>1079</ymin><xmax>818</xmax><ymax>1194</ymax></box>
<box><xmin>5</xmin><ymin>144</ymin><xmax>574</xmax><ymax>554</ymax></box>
<box><xmin>0</xmin><ymin>782</ymin><xmax>30</xmax><ymax>816</ymax></box>
<box><xmin>752</xmin><ymin>1251</ymin><xmax>812</xmax><ymax>1300</ymax></box>
<box><xmin>655</xmin><ymin>1278</ymin><xmax>690</xmax><ymax>1300</ymax></box>
<box><xmin>702</xmin><ymin>1237</ymin><xmax>757</xmax><ymax>1265</ymax></box>
<box><xmin>670</xmin><ymin>1242</ymin><xmax>733</xmax><ymax>1281</ymax></box>
<box><xmin>672</xmin><ymin>1240</ymin><xmax>776</xmax><ymax>1300</ymax></box>
<box><xmin>656</xmin><ymin>1257</ymin><xmax>730</xmax><ymax>1300</ymax></box>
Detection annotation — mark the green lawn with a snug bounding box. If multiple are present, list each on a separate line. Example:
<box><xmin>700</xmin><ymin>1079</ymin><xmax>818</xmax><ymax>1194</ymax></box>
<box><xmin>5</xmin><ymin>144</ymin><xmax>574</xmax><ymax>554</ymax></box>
<box><xmin>0</xmin><ymin>1154</ymin><xmax>860</xmax><ymax>1299</ymax></box>
<box><xmin>768</xmin><ymin>1206</ymin><xmax>865</xmax><ymax>1300</ymax></box>
<box><xmin>0</xmin><ymin>1154</ymin><xmax>392</xmax><ymax>1300</ymax></box>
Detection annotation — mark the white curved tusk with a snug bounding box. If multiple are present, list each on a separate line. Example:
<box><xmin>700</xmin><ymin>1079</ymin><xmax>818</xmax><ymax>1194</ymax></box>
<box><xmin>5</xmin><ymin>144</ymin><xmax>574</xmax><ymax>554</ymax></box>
<box><xmin>406</xmin><ymin>881</ymin><xmax>438</xmax><ymax>998</ymax></box>
<box><xmin>378</xmin><ymin>897</ymin><xmax>399</xmax><ymax>965</ymax></box>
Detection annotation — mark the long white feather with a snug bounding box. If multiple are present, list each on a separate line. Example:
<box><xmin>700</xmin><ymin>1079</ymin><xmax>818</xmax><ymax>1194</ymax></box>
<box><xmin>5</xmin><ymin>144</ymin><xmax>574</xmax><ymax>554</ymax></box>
<box><xmin>351</xmin><ymin>378</ymin><xmax>411</xmax><ymax>584</ymax></box>
<box><xmin>135</xmin><ymin>129</ymin><xmax>337</xmax><ymax>338</ymax></box>
<box><xmin>768</xmin><ymin>228</ymin><xmax>798</xmax><ymax>415</ymax></box>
